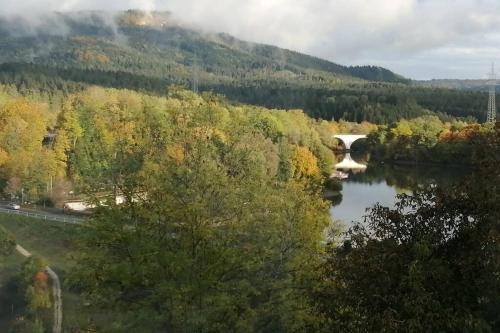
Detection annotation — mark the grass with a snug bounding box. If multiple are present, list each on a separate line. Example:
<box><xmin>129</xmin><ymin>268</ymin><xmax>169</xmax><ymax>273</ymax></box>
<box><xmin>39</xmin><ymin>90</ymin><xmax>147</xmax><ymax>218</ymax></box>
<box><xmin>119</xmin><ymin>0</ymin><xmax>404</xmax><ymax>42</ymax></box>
<box><xmin>0</xmin><ymin>213</ymin><xmax>115</xmax><ymax>332</ymax></box>
<box><xmin>0</xmin><ymin>213</ymin><xmax>81</xmax><ymax>272</ymax></box>
<box><xmin>0</xmin><ymin>252</ymin><xmax>24</xmax><ymax>331</ymax></box>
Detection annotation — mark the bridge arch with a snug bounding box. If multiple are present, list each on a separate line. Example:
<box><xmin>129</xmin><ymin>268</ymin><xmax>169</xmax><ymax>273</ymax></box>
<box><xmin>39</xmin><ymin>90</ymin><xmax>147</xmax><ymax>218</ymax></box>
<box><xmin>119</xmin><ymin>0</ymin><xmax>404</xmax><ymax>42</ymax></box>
<box><xmin>333</xmin><ymin>134</ymin><xmax>367</xmax><ymax>150</ymax></box>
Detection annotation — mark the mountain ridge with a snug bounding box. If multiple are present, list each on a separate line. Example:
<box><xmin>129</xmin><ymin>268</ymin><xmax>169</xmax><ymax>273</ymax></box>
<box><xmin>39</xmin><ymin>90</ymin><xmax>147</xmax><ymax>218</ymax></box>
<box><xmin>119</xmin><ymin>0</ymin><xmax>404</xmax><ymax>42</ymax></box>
<box><xmin>0</xmin><ymin>10</ymin><xmax>407</xmax><ymax>84</ymax></box>
<box><xmin>0</xmin><ymin>10</ymin><xmax>492</xmax><ymax>123</ymax></box>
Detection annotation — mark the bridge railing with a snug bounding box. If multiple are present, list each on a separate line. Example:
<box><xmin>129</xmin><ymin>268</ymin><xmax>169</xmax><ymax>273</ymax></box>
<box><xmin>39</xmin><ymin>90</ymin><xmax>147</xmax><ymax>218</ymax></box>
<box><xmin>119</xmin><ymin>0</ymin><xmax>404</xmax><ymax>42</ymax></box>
<box><xmin>0</xmin><ymin>207</ymin><xmax>84</xmax><ymax>224</ymax></box>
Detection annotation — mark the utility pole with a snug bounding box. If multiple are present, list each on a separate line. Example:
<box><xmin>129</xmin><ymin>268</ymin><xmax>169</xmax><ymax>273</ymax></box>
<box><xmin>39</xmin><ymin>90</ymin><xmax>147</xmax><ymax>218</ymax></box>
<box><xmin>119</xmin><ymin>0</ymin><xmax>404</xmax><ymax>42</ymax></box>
<box><xmin>192</xmin><ymin>53</ymin><xmax>199</xmax><ymax>94</ymax></box>
<box><xmin>487</xmin><ymin>63</ymin><xmax>497</xmax><ymax>123</ymax></box>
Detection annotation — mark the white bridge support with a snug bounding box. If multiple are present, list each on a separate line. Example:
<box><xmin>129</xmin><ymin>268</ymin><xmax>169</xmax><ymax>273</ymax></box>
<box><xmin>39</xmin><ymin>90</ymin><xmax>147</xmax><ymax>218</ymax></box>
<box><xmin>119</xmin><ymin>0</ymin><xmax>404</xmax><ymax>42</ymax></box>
<box><xmin>335</xmin><ymin>153</ymin><xmax>367</xmax><ymax>170</ymax></box>
<box><xmin>334</xmin><ymin>134</ymin><xmax>367</xmax><ymax>150</ymax></box>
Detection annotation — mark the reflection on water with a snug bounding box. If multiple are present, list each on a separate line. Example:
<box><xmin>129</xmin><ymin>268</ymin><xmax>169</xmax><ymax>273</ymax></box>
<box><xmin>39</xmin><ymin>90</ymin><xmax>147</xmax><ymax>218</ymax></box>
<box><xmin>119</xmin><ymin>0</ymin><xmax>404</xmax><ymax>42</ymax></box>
<box><xmin>335</xmin><ymin>153</ymin><xmax>367</xmax><ymax>170</ymax></box>
<box><xmin>330</xmin><ymin>181</ymin><xmax>398</xmax><ymax>226</ymax></box>
<box><xmin>329</xmin><ymin>152</ymin><xmax>471</xmax><ymax>226</ymax></box>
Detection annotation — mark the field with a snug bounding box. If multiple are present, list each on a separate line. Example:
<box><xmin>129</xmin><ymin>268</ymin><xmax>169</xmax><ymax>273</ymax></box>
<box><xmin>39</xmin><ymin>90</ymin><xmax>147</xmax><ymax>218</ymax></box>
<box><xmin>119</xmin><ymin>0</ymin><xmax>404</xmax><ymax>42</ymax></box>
<box><xmin>0</xmin><ymin>213</ymin><xmax>111</xmax><ymax>332</ymax></box>
<box><xmin>0</xmin><ymin>251</ymin><xmax>24</xmax><ymax>330</ymax></box>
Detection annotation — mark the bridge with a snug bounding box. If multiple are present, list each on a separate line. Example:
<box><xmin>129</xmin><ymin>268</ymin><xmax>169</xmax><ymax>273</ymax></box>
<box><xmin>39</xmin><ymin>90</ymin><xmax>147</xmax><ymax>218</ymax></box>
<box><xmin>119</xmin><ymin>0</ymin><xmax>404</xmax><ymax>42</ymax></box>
<box><xmin>333</xmin><ymin>134</ymin><xmax>368</xmax><ymax>170</ymax></box>
<box><xmin>334</xmin><ymin>134</ymin><xmax>367</xmax><ymax>150</ymax></box>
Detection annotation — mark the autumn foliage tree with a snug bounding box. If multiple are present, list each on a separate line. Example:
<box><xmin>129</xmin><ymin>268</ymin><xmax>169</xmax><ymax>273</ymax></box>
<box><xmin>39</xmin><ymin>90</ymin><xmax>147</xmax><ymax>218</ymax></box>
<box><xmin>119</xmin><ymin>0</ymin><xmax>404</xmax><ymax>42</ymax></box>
<box><xmin>316</xmin><ymin>125</ymin><xmax>500</xmax><ymax>332</ymax></box>
<box><xmin>67</xmin><ymin>87</ymin><xmax>334</xmax><ymax>332</ymax></box>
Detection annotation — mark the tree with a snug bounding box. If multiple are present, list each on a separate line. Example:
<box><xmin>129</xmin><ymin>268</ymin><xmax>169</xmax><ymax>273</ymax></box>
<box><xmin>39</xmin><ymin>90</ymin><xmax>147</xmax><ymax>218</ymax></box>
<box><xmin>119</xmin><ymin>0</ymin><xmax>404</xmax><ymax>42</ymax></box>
<box><xmin>4</xmin><ymin>176</ymin><xmax>22</xmax><ymax>199</ymax></box>
<box><xmin>68</xmin><ymin>106</ymin><xmax>331</xmax><ymax>332</ymax></box>
<box><xmin>291</xmin><ymin>145</ymin><xmax>320</xmax><ymax>178</ymax></box>
<box><xmin>316</xmin><ymin>129</ymin><xmax>500</xmax><ymax>332</ymax></box>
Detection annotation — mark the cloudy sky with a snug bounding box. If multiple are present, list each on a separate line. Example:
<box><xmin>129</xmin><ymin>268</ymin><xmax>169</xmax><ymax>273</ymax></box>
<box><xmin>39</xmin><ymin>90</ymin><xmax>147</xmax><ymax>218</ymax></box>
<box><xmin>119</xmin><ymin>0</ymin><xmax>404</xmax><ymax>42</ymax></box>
<box><xmin>1</xmin><ymin>0</ymin><xmax>500</xmax><ymax>80</ymax></box>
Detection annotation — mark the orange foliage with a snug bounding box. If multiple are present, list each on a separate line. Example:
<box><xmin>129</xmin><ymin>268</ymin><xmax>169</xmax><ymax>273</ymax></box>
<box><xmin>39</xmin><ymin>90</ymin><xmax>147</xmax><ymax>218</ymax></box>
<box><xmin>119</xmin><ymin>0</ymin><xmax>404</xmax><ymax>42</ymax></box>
<box><xmin>439</xmin><ymin>124</ymin><xmax>482</xmax><ymax>143</ymax></box>
<box><xmin>34</xmin><ymin>271</ymin><xmax>49</xmax><ymax>284</ymax></box>
<box><xmin>457</xmin><ymin>125</ymin><xmax>481</xmax><ymax>139</ymax></box>
<box><xmin>439</xmin><ymin>129</ymin><xmax>454</xmax><ymax>142</ymax></box>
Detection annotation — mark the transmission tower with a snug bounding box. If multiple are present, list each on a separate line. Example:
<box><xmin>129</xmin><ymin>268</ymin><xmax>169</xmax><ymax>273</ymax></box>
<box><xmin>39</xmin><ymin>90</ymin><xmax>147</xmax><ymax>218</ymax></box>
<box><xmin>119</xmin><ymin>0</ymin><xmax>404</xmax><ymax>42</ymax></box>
<box><xmin>487</xmin><ymin>63</ymin><xmax>497</xmax><ymax>123</ymax></box>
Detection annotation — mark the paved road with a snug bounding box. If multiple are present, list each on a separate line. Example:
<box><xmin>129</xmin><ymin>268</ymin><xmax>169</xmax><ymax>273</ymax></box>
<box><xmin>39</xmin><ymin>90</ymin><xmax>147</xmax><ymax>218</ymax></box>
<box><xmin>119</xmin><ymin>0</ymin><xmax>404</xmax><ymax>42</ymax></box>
<box><xmin>46</xmin><ymin>267</ymin><xmax>62</xmax><ymax>333</ymax></box>
<box><xmin>0</xmin><ymin>205</ymin><xmax>84</xmax><ymax>224</ymax></box>
<box><xmin>15</xmin><ymin>245</ymin><xmax>63</xmax><ymax>333</ymax></box>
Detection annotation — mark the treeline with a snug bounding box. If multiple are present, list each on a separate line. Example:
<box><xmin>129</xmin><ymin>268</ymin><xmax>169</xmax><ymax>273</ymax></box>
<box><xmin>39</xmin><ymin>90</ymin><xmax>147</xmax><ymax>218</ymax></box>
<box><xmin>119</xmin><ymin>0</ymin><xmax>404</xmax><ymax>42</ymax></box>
<box><xmin>50</xmin><ymin>86</ymin><xmax>337</xmax><ymax>331</ymax></box>
<box><xmin>366</xmin><ymin>115</ymin><xmax>497</xmax><ymax>165</ymax></box>
<box><xmin>0</xmin><ymin>62</ymin><xmax>492</xmax><ymax>124</ymax></box>
<box><xmin>0</xmin><ymin>81</ymin><xmax>494</xmax><ymax>206</ymax></box>
<box><xmin>0</xmin><ymin>84</ymin><xmax>338</xmax><ymax>204</ymax></box>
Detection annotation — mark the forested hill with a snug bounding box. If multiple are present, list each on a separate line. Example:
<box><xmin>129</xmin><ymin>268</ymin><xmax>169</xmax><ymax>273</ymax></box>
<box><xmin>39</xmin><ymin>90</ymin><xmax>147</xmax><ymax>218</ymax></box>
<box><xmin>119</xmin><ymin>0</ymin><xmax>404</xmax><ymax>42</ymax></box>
<box><xmin>414</xmin><ymin>79</ymin><xmax>496</xmax><ymax>92</ymax></box>
<box><xmin>0</xmin><ymin>10</ymin><xmax>494</xmax><ymax>123</ymax></box>
<box><xmin>0</xmin><ymin>10</ymin><xmax>405</xmax><ymax>84</ymax></box>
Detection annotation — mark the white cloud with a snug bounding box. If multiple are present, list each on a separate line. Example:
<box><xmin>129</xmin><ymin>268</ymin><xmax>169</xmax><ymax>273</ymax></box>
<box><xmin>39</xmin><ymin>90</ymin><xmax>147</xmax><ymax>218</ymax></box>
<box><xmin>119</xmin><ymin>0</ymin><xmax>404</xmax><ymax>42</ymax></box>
<box><xmin>1</xmin><ymin>0</ymin><xmax>500</xmax><ymax>79</ymax></box>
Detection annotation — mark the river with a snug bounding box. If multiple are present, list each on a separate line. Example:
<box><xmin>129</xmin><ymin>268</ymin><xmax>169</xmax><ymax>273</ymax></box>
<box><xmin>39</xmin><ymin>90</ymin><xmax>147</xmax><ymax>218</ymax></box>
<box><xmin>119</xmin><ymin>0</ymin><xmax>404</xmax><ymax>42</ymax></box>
<box><xmin>329</xmin><ymin>153</ymin><xmax>471</xmax><ymax>227</ymax></box>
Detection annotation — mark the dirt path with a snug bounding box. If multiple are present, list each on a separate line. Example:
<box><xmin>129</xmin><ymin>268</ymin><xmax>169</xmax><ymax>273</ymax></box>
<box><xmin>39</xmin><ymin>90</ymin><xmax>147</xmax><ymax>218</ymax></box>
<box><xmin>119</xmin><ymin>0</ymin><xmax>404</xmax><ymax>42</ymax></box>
<box><xmin>15</xmin><ymin>244</ymin><xmax>62</xmax><ymax>333</ymax></box>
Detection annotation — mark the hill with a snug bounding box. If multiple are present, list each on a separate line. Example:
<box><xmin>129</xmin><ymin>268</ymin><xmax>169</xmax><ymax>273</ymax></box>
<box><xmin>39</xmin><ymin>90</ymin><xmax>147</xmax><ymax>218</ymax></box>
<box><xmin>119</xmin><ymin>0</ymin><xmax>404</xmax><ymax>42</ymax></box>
<box><xmin>413</xmin><ymin>79</ymin><xmax>497</xmax><ymax>92</ymax></box>
<box><xmin>0</xmin><ymin>10</ymin><xmax>407</xmax><ymax>85</ymax></box>
<box><xmin>0</xmin><ymin>10</ymin><xmax>493</xmax><ymax>123</ymax></box>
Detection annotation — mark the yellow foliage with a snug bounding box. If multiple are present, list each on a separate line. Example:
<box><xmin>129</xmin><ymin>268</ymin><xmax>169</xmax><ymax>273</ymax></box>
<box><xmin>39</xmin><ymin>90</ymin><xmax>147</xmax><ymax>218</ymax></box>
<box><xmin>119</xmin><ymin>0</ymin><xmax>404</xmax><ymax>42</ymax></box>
<box><xmin>0</xmin><ymin>148</ymin><xmax>8</xmax><ymax>166</ymax></box>
<box><xmin>192</xmin><ymin>126</ymin><xmax>213</xmax><ymax>140</ymax></box>
<box><xmin>391</xmin><ymin>120</ymin><xmax>413</xmax><ymax>137</ymax></box>
<box><xmin>166</xmin><ymin>143</ymin><xmax>185</xmax><ymax>163</ymax></box>
<box><xmin>0</xmin><ymin>99</ymin><xmax>47</xmax><ymax>177</ymax></box>
<box><xmin>212</xmin><ymin>129</ymin><xmax>227</xmax><ymax>143</ymax></box>
<box><xmin>291</xmin><ymin>145</ymin><xmax>320</xmax><ymax>177</ymax></box>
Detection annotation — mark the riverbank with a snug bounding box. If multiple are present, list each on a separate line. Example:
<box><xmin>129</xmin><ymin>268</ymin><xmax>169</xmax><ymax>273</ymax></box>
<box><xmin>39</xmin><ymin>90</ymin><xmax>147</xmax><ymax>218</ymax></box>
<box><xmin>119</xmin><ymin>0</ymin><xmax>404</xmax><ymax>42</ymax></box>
<box><xmin>370</xmin><ymin>157</ymin><xmax>476</xmax><ymax>168</ymax></box>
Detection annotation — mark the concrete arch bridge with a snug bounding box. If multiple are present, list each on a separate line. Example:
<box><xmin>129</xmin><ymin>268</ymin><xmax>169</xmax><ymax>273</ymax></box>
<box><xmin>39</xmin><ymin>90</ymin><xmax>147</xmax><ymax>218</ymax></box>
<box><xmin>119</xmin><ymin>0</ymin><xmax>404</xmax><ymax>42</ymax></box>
<box><xmin>333</xmin><ymin>134</ymin><xmax>368</xmax><ymax>170</ymax></box>
<box><xmin>333</xmin><ymin>134</ymin><xmax>367</xmax><ymax>151</ymax></box>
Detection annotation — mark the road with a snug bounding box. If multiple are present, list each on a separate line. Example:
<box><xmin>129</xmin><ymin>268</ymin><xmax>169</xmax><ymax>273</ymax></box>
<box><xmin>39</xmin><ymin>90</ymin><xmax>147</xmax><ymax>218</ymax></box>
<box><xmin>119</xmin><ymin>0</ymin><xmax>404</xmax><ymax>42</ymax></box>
<box><xmin>46</xmin><ymin>267</ymin><xmax>62</xmax><ymax>333</ymax></box>
<box><xmin>0</xmin><ymin>204</ymin><xmax>84</xmax><ymax>225</ymax></box>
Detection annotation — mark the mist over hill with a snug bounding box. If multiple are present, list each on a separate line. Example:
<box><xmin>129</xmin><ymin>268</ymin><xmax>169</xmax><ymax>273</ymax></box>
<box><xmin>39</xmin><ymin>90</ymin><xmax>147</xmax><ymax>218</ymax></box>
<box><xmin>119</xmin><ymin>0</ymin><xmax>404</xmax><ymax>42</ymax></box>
<box><xmin>0</xmin><ymin>10</ymin><xmax>405</xmax><ymax>83</ymax></box>
<box><xmin>0</xmin><ymin>10</ymin><xmax>493</xmax><ymax>122</ymax></box>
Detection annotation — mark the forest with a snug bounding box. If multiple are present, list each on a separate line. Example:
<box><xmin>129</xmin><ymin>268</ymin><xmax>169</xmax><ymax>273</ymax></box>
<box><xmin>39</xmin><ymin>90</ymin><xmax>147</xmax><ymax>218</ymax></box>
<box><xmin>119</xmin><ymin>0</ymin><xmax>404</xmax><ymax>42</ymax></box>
<box><xmin>0</xmin><ymin>10</ymin><xmax>495</xmax><ymax>125</ymax></box>
<box><xmin>0</xmin><ymin>81</ymin><xmax>498</xmax><ymax>331</ymax></box>
<box><xmin>0</xmin><ymin>9</ymin><xmax>499</xmax><ymax>333</ymax></box>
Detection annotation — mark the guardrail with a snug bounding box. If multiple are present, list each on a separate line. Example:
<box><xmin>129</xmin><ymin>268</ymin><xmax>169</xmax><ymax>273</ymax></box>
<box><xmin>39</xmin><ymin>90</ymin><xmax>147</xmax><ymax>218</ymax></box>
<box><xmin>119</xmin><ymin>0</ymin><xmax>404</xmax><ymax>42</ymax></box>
<box><xmin>0</xmin><ymin>207</ymin><xmax>84</xmax><ymax>224</ymax></box>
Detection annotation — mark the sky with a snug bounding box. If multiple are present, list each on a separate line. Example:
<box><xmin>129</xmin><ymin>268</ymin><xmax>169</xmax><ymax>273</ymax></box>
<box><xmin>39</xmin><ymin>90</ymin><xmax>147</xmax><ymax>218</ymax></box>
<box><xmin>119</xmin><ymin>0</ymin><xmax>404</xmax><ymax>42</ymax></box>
<box><xmin>1</xmin><ymin>0</ymin><xmax>500</xmax><ymax>80</ymax></box>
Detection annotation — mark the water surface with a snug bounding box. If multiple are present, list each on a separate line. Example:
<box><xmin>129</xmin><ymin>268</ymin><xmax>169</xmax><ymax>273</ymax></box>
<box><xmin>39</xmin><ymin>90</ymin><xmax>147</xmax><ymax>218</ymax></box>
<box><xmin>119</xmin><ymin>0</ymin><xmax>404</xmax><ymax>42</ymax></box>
<box><xmin>329</xmin><ymin>154</ymin><xmax>470</xmax><ymax>226</ymax></box>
